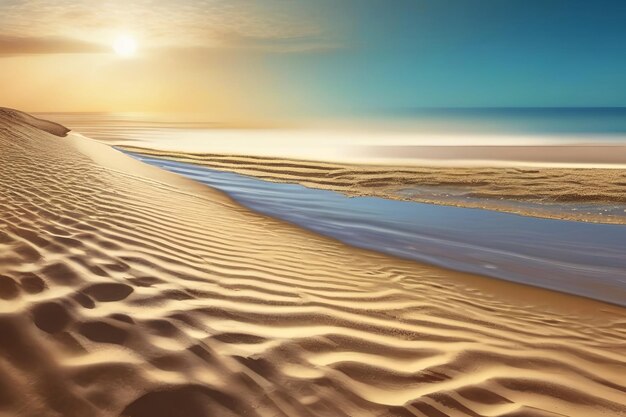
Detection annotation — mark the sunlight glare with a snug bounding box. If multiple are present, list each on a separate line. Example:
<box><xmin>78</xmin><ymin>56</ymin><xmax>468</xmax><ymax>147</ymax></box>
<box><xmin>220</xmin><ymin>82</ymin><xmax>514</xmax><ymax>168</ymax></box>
<box><xmin>113</xmin><ymin>35</ymin><xmax>137</xmax><ymax>57</ymax></box>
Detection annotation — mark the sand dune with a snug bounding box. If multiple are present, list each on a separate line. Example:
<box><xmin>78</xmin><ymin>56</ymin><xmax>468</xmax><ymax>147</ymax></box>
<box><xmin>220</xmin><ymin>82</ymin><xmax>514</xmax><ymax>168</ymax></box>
<box><xmin>119</xmin><ymin>146</ymin><xmax>626</xmax><ymax>225</ymax></box>
<box><xmin>1</xmin><ymin>107</ymin><xmax>69</xmax><ymax>137</ymax></box>
<box><xmin>1</xmin><ymin>108</ymin><xmax>626</xmax><ymax>417</ymax></box>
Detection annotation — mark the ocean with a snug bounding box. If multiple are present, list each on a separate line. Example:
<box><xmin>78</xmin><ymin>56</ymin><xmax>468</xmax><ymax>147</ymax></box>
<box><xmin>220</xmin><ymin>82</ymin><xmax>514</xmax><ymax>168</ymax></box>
<box><xmin>36</xmin><ymin>108</ymin><xmax>626</xmax><ymax>166</ymax></box>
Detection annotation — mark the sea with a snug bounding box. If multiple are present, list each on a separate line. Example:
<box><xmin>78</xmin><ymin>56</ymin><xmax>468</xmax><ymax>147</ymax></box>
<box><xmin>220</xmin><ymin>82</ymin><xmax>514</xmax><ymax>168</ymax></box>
<box><xmin>37</xmin><ymin>107</ymin><xmax>626</xmax><ymax>166</ymax></box>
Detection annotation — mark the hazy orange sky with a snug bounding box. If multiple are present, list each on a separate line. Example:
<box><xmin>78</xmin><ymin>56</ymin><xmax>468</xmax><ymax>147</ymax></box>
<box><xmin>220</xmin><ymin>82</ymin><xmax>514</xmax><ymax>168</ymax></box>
<box><xmin>0</xmin><ymin>0</ymin><xmax>340</xmax><ymax>122</ymax></box>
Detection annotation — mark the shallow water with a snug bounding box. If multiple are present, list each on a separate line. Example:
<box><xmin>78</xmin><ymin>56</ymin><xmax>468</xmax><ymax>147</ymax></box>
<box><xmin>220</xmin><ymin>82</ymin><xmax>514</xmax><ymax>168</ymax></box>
<box><xmin>126</xmin><ymin>151</ymin><xmax>626</xmax><ymax>306</ymax></box>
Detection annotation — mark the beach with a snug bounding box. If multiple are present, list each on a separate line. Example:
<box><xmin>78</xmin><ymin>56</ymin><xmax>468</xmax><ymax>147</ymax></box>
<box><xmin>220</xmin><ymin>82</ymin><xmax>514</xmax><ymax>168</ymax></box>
<box><xmin>37</xmin><ymin>111</ymin><xmax>626</xmax><ymax>225</ymax></box>
<box><xmin>2</xmin><ymin>109</ymin><xmax>626</xmax><ymax>416</ymax></box>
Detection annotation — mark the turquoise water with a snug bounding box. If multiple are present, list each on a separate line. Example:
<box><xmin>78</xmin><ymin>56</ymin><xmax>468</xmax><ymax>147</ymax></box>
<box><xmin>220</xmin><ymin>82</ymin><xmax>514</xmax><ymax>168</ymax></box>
<box><xmin>381</xmin><ymin>107</ymin><xmax>626</xmax><ymax>136</ymax></box>
<box><xmin>39</xmin><ymin>107</ymin><xmax>626</xmax><ymax>140</ymax></box>
<box><xmin>126</xmin><ymin>151</ymin><xmax>626</xmax><ymax>307</ymax></box>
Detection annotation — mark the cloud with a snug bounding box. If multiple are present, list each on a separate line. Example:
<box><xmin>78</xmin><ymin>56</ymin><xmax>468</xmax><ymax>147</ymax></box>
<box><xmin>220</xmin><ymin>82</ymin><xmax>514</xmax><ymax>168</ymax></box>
<box><xmin>0</xmin><ymin>0</ymin><xmax>340</xmax><ymax>54</ymax></box>
<box><xmin>0</xmin><ymin>35</ymin><xmax>106</xmax><ymax>57</ymax></box>
<box><xmin>211</xmin><ymin>31</ymin><xmax>342</xmax><ymax>53</ymax></box>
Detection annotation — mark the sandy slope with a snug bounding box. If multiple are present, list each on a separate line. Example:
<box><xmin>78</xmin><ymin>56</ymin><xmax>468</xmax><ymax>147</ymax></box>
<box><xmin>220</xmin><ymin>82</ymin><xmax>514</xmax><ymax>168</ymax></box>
<box><xmin>1</xmin><ymin>108</ymin><xmax>626</xmax><ymax>417</ymax></box>
<box><xmin>119</xmin><ymin>146</ymin><xmax>626</xmax><ymax>225</ymax></box>
<box><xmin>0</xmin><ymin>107</ymin><xmax>69</xmax><ymax>137</ymax></box>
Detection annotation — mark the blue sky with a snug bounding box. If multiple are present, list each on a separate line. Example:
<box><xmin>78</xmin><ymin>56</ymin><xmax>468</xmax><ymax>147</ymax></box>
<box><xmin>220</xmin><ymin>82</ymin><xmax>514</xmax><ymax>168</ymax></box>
<box><xmin>264</xmin><ymin>0</ymin><xmax>626</xmax><ymax>116</ymax></box>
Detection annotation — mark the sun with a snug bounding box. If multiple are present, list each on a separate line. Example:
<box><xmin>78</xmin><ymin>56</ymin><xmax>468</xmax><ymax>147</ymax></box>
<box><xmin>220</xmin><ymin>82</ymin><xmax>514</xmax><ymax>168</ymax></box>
<box><xmin>112</xmin><ymin>35</ymin><xmax>137</xmax><ymax>57</ymax></box>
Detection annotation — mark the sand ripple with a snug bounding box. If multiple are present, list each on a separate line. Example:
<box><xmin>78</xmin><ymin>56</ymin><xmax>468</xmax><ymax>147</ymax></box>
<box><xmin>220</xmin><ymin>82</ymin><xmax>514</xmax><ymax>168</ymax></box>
<box><xmin>1</xmin><ymin>109</ymin><xmax>625</xmax><ymax>416</ymax></box>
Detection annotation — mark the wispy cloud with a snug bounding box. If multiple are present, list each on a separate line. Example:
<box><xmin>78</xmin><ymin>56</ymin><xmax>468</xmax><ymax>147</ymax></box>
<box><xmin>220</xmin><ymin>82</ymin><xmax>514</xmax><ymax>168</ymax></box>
<box><xmin>211</xmin><ymin>30</ymin><xmax>341</xmax><ymax>53</ymax></box>
<box><xmin>0</xmin><ymin>35</ymin><xmax>106</xmax><ymax>57</ymax></box>
<box><xmin>0</xmin><ymin>0</ymin><xmax>339</xmax><ymax>54</ymax></box>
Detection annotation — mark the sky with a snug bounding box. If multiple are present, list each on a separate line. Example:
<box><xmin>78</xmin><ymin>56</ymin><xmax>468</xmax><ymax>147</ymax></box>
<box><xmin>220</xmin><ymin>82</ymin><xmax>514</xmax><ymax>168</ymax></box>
<box><xmin>1</xmin><ymin>0</ymin><xmax>625</xmax><ymax>123</ymax></box>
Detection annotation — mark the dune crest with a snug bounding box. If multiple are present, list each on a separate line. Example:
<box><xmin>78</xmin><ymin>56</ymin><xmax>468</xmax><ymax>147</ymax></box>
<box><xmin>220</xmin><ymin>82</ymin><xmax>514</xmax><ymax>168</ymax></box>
<box><xmin>0</xmin><ymin>107</ymin><xmax>70</xmax><ymax>137</ymax></box>
<box><xmin>1</xmin><ymin>111</ymin><xmax>625</xmax><ymax>417</ymax></box>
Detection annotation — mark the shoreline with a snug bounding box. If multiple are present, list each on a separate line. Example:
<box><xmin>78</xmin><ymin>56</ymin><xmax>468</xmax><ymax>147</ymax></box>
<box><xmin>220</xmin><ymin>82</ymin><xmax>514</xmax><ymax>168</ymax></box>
<box><xmin>125</xmin><ymin>150</ymin><xmax>626</xmax><ymax>308</ymax></box>
<box><xmin>118</xmin><ymin>145</ymin><xmax>626</xmax><ymax>225</ymax></box>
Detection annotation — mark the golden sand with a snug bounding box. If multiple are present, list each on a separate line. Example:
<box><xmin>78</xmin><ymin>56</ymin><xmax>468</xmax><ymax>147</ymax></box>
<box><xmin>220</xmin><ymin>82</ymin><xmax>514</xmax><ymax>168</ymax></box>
<box><xmin>1</xmin><ymin>108</ymin><xmax>625</xmax><ymax>417</ymax></box>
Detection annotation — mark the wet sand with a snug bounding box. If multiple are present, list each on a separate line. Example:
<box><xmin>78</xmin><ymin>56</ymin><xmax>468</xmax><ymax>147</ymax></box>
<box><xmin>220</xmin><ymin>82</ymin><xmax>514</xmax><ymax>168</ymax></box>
<box><xmin>1</xmin><ymin>108</ymin><xmax>626</xmax><ymax>416</ymax></box>
<box><xmin>120</xmin><ymin>146</ymin><xmax>626</xmax><ymax>224</ymax></box>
